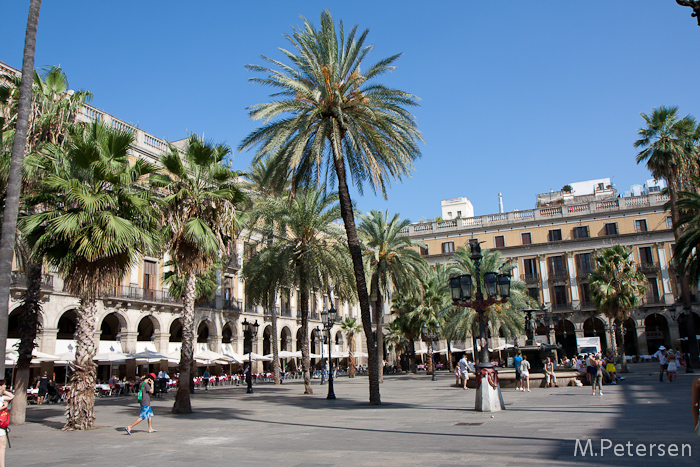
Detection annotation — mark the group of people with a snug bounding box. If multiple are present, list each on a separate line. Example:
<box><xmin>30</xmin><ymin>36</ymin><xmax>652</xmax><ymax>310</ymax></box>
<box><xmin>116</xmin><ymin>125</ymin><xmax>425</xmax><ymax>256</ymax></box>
<box><xmin>455</xmin><ymin>354</ymin><xmax>475</xmax><ymax>389</ymax></box>
<box><xmin>34</xmin><ymin>371</ymin><xmax>59</xmax><ymax>405</ymax></box>
<box><xmin>653</xmin><ymin>345</ymin><xmax>685</xmax><ymax>382</ymax></box>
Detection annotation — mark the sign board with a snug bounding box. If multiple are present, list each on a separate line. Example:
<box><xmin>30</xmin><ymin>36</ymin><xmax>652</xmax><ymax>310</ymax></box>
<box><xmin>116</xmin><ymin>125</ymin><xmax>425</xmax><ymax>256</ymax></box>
<box><xmin>646</xmin><ymin>331</ymin><xmax>664</xmax><ymax>339</ymax></box>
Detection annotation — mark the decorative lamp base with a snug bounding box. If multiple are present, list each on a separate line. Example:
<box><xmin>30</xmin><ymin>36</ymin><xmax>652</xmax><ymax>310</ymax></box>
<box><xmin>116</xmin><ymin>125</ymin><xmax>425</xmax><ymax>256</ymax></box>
<box><xmin>474</xmin><ymin>375</ymin><xmax>505</xmax><ymax>412</ymax></box>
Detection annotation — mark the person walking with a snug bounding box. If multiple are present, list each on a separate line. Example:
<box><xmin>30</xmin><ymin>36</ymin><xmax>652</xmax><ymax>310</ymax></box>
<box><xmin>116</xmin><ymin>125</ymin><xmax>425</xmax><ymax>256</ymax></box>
<box><xmin>458</xmin><ymin>354</ymin><xmax>470</xmax><ymax>390</ymax></box>
<box><xmin>519</xmin><ymin>355</ymin><xmax>531</xmax><ymax>392</ymax></box>
<box><xmin>125</xmin><ymin>373</ymin><xmax>157</xmax><ymax>434</ymax></box>
<box><xmin>513</xmin><ymin>351</ymin><xmax>523</xmax><ymax>391</ymax></box>
<box><xmin>0</xmin><ymin>379</ymin><xmax>14</xmax><ymax>467</ymax></box>
<box><xmin>653</xmin><ymin>346</ymin><xmax>668</xmax><ymax>382</ymax></box>
<box><xmin>666</xmin><ymin>350</ymin><xmax>678</xmax><ymax>383</ymax></box>
<box><xmin>35</xmin><ymin>371</ymin><xmax>49</xmax><ymax>405</ymax></box>
<box><xmin>203</xmin><ymin>369</ymin><xmax>210</xmax><ymax>390</ymax></box>
<box><xmin>592</xmin><ymin>355</ymin><xmax>604</xmax><ymax>396</ymax></box>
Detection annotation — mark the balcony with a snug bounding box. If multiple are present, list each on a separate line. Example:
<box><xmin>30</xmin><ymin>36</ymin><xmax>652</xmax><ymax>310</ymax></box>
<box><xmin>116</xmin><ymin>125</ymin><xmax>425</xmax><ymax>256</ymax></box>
<box><xmin>281</xmin><ymin>307</ymin><xmax>292</xmax><ymax>318</ymax></box>
<box><xmin>245</xmin><ymin>303</ymin><xmax>258</xmax><ymax>314</ymax></box>
<box><xmin>577</xmin><ymin>269</ymin><xmax>593</xmax><ymax>279</ymax></box>
<box><xmin>10</xmin><ymin>271</ymin><xmax>54</xmax><ymax>291</ymax></box>
<box><xmin>548</xmin><ymin>270</ymin><xmax>569</xmax><ymax>281</ymax></box>
<box><xmin>263</xmin><ymin>306</ymin><xmax>281</xmax><ymax>316</ymax></box>
<box><xmin>310</xmin><ymin>311</ymin><xmax>320</xmax><ymax>321</ymax></box>
<box><xmin>223</xmin><ymin>299</ymin><xmax>242</xmax><ymax>312</ymax></box>
<box><xmin>577</xmin><ymin>301</ymin><xmax>596</xmax><ymax>311</ymax></box>
<box><xmin>105</xmin><ymin>285</ymin><xmax>178</xmax><ymax>304</ymax></box>
<box><xmin>642</xmin><ymin>295</ymin><xmax>662</xmax><ymax>306</ymax></box>
<box><xmin>521</xmin><ymin>273</ymin><xmax>540</xmax><ymax>284</ymax></box>
<box><xmin>551</xmin><ymin>303</ymin><xmax>572</xmax><ymax>312</ymax></box>
<box><xmin>637</xmin><ymin>262</ymin><xmax>660</xmax><ymax>274</ymax></box>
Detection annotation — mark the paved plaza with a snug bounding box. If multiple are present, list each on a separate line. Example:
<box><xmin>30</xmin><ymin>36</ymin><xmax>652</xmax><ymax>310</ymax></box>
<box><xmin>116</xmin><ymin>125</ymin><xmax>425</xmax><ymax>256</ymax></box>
<box><xmin>8</xmin><ymin>362</ymin><xmax>700</xmax><ymax>466</ymax></box>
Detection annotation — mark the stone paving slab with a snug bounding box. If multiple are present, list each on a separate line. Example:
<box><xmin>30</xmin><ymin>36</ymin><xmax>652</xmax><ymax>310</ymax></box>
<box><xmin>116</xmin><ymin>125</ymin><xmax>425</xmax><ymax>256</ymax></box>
<box><xmin>8</xmin><ymin>363</ymin><xmax>700</xmax><ymax>466</ymax></box>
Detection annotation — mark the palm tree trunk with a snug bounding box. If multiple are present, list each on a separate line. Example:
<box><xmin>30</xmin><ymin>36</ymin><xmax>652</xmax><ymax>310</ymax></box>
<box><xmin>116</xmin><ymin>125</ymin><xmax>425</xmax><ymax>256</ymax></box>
<box><xmin>331</xmin><ymin>150</ymin><xmax>380</xmax><ymax>405</ymax></box>
<box><xmin>447</xmin><ymin>341</ymin><xmax>454</xmax><ymax>372</ymax></box>
<box><xmin>670</xmin><ymin>184</ymin><xmax>700</xmax><ymax>367</ymax></box>
<box><xmin>0</xmin><ymin>0</ymin><xmax>42</xmax><ymax>375</ymax></box>
<box><xmin>173</xmin><ymin>272</ymin><xmax>195</xmax><ymax>414</ymax></box>
<box><xmin>409</xmin><ymin>338</ymin><xmax>417</xmax><ymax>373</ymax></box>
<box><xmin>64</xmin><ymin>297</ymin><xmax>97</xmax><ymax>430</ymax></box>
<box><xmin>619</xmin><ymin>329</ymin><xmax>629</xmax><ymax>374</ymax></box>
<box><xmin>375</xmin><ymin>293</ymin><xmax>384</xmax><ymax>384</ymax></box>
<box><xmin>347</xmin><ymin>331</ymin><xmax>356</xmax><ymax>378</ymax></box>
<box><xmin>298</xmin><ymin>264</ymin><xmax>312</xmax><ymax>394</ymax></box>
<box><xmin>269</xmin><ymin>290</ymin><xmax>281</xmax><ymax>385</ymax></box>
<box><xmin>426</xmin><ymin>340</ymin><xmax>434</xmax><ymax>375</ymax></box>
<box><xmin>10</xmin><ymin>261</ymin><xmax>42</xmax><ymax>426</ymax></box>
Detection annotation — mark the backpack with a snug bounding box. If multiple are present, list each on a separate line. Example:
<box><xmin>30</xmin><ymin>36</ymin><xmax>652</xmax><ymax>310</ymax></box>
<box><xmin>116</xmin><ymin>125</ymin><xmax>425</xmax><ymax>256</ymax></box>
<box><xmin>0</xmin><ymin>408</ymin><xmax>9</xmax><ymax>429</ymax></box>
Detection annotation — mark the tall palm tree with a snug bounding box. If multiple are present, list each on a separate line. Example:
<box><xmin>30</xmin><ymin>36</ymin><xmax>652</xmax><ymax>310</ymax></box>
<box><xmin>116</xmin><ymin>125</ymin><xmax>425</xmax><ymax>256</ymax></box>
<box><xmin>588</xmin><ymin>245</ymin><xmax>647</xmax><ymax>373</ymax></box>
<box><xmin>339</xmin><ymin>317</ymin><xmax>362</xmax><ymax>377</ymax></box>
<box><xmin>5</xmin><ymin>66</ymin><xmax>91</xmax><ymax>425</ymax></box>
<box><xmin>635</xmin><ymin>106</ymin><xmax>700</xmax><ymax>366</ymax></box>
<box><xmin>674</xmin><ymin>177</ymin><xmax>700</xmax><ymax>284</ymax></box>
<box><xmin>240</xmin><ymin>10</ymin><xmax>423</xmax><ymax>404</ymax></box>
<box><xmin>20</xmin><ymin>121</ymin><xmax>161</xmax><ymax>430</ymax></box>
<box><xmin>153</xmin><ymin>135</ymin><xmax>245</xmax><ymax>414</ymax></box>
<box><xmin>244</xmin><ymin>187</ymin><xmax>355</xmax><ymax>394</ymax></box>
<box><xmin>0</xmin><ymin>0</ymin><xmax>42</xmax><ymax>377</ymax></box>
<box><xmin>358</xmin><ymin>210</ymin><xmax>427</xmax><ymax>382</ymax></box>
<box><xmin>444</xmin><ymin>247</ymin><xmax>529</xmax><ymax>364</ymax></box>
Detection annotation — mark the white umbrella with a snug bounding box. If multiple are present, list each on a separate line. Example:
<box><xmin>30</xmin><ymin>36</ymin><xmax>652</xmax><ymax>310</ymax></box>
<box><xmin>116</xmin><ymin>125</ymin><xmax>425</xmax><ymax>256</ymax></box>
<box><xmin>195</xmin><ymin>348</ymin><xmax>238</xmax><ymax>364</ymax></box>
<box><xmin>94</xmin><ymin>351</ymin><xmax>128</xmax><ymax>363</ymax></box>
<box><xmin>264</xmin><ymin>350</ymin><xmax>298</xmax><ymax>359</ymax></box>
<box><xmin>128</xmin><ymin>349</ymin><xmax>169</xmax><ymax>363</ymax></box>
<box><xmin>242</xmin><ymin>352</ymin><xmax>273</xmax><ymax>362</ymax></box>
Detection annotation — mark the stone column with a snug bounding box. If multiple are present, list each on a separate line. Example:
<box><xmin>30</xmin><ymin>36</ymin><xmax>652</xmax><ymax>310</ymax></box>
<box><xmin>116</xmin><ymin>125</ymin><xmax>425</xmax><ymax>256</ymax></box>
<box><xmin>154</xmin><ymin>332</ymin><xmax>169</xmax><ymax>354</ymax></box>
<box><xmin>636</xmin><ymin>324</ymin><xmax>648</xmax><ymax>356</ymax></box>
<box><xmin>40</xmin><ymin>327</ymin><xmax>58</xmax><ymax>354</ymax></box>
<box><xmin>655</xmin><ymin>243</ymin><xmax>675</xmax><ymax>304</ymax></box>
<box><xmin>121</xmin><ymin>331</ymin><xmax>138</xmax><ymax>355</ymax></box>
<box><xmin>210</xmin><ymin>335</ymin><xmax>222</xmax><ymax>353</ymax></box>
<box><xmin>566</xmin><ymin>252</ymin><xmax>580</xmax><ymax>308</ymax></box>
<box><xmin>538</xmin><ymin>255</ymin><xmax>550</xmax><ymax>304</ymax></box>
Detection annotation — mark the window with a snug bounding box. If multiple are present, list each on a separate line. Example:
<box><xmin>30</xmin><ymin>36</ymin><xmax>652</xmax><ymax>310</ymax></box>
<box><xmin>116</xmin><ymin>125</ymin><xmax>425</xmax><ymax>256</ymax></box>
<box><xmin>548</xmin><ymin>229</ymin><xmax>562</xmax><ymax>242</ymax></box>
<box><xmin>666</xmin><ymin>216</ymin><xmax>673</xmax><ymax>229</ymax></box>
<box><xmin>597</xmin><ymin>183</ymin><xmax>605</xmax><ymax>190</ymax></box>
<box><xmin>523</xmin><ymin>258</ymin><xmax>538</xmax><ymax>281</ymax></box>
<box><xmin>494</xmin><ymin>235</ymin><xmax>505</xmax><ymax>248</ymax></box>
<box><xmin>649</xmin><ymin>185</ymin><xmax>661</xmax><ymax>193</ymax></box>
<box><xmin>573</xmin><ymin>226</ymin><xmax>589</xmax><ymax>239</ymax></box>
<box><xmin>143</xmin><ymin>260</ymin><xmax>157</xmax><ymax>300</ymax></box>
<box><xmin>646</xmin><ymin>278</ymin><xmax>660</xmax><ymax>303</ymax></box>
<box><xmin>527</xmin><ymin>287</ymin><xmax>540</xmax><ymax>301</ymax></box>
<box><xmin>521</xmin><ymin>232</ymin><xmax>532</xmax><ymax>245</ymax></box>
<box><xmin>441</xmin><ymin>241</ymin><xmax>455</xmax><ymax>254</ymax></box>
<box><xmin>552</xmin><ymin>285</ymin><xmax>568</xmax><ymax>307</ymax></box>
<box><xmin>635</xmin><ymin>219</ymin><xmax>647</xmax><ymax>233</ymax></box>
<box><xmin>579</xmin><ymin>283</ymin><xmax>592</xmax><ymax>305</ymax></box>
<box><xmin>604</xmin><ymin>223</ymin><xmax>618</xmax><ymax>236</ymax></box>
<box><xmin>457</xmin><ymin>211</ymin><xmax>462</xmax><ymax>217</ymax></box>
<box><xmin>244</xmin><ymin>241</ymin><xmax>257</xmax><ymax>259</ymax></box>
<box><xmin>420</xmin><ymin>245</ymin><xmax>429</xmax><ymax>256</ymax></box>
<box><xmin>547</xmin><ymin>255</ymin><xmax>566</xmax><ymax>277</ymax></box>
<box><xmin>576</xmin><ymin>253</ymin><xmax>593</xmax><ymax>275</ymax></box>
<box><xmin>447</xmin><ymin>211</ymin><xmax>452</xmax><ymax>218</ymax></box>
<box><xmin>639</xmin><ymin>246</ymin><xmax>654</xmax><ymax>267</ymax></box>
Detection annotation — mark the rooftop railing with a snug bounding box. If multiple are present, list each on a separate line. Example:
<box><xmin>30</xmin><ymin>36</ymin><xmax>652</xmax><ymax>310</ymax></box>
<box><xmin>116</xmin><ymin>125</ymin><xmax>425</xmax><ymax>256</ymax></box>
<box><xmin>400</xmin><ymin>193</ymin><xmax>670</xmax><ymax>237</ymax></box>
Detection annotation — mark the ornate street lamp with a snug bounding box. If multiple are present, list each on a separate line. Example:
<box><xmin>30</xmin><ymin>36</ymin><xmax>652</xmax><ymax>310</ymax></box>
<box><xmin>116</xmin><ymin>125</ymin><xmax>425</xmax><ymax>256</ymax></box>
<box><xmin>242</xmin><ymin>318</ymin><xmax>259</xmax><ymax>394</ymax></box>
<box><xmin>449</xmin><ymin>242</ymin><xmax>511</xmax><ymax>412</ymax></box>
<box><xmin>321</xmin><ymin>304</ymin><xmax>338</xmax><ymax>399</ymax></box>
<box><xmin>422</xmin><ymin>323</ymin><xmax>440</xmax><ymax>381</ymax></box>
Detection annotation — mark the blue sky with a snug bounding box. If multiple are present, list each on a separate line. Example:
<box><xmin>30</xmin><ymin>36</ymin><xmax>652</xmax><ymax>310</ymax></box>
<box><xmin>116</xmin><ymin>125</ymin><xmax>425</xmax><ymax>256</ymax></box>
<box><xmin>3</xmin><ymin>1</ymin><xmax>700</xmax><ymax>222</ymax></box>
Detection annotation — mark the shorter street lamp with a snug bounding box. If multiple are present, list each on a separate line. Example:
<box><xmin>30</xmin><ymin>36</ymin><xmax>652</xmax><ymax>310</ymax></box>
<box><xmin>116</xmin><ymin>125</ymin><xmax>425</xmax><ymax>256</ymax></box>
<box><xmin>449</xmin><ymin>242</ymin><xmax>511</xmax><ymax>412</ymax></box>
<box><xmin>536</xmin><ymin>304</ymin><xmax>559</xmax><ymax>346</ymax></box>
<box><xmin>314</xmin><ymin>328</ymin><xmax>325</xmax><ymax>385</ymax></box>
<box><xmin>242</xmin><ymin>318</ymin><xmax>259</xmax><ymax>394</ymax></box>
<box><xmin>321</xmin><ymin>304</ymin><xmax>338</xmax><ymax>399</ymax></box>
<box><xmin>422</xmin><ymin>323</ymin><xmax>440</xmax><ymax>381</ymax></box>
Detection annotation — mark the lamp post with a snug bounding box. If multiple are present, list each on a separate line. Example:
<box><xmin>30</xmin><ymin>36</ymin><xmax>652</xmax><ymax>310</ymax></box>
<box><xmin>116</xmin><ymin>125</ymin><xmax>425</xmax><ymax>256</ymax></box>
<box><xmin>314</xmin><ymin>328</ymin><xmax>325</xmax><ymax>385</ymax></box>
<box><xmin>422</xmin><ymin>323</ymin><xmax>440</xmax><ymax>381</ymax></box>
<box><xmin>449</xmin><ymin>242</ymin><xmax>511</xmax><ymax>412</ymax></box>
<box><xmin>242</xmin><ymin>318</ymin><xmax>259</xmax><ymax>394</ymax></box>
<box><xmin>536</xmin><ymin>304</ymin><xmax>559</xmax><ymax>361</ymax></box>
<box><xmin>321</xmin><ymin>304</ymin><xmax>338</xmax><ymax>399</ymax></box>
